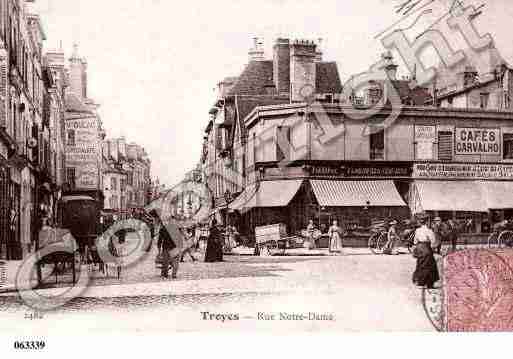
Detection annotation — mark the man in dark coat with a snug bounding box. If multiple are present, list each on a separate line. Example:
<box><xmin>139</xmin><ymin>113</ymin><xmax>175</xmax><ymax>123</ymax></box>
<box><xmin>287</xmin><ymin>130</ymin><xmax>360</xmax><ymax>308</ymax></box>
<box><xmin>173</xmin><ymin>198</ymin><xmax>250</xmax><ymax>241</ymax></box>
<box><xmin>154</xmin><ymin>214</ymin><xmax>180</xmax><ymax>279</ymax></box>
<box><xmin>205</xmin><ymin>218</ymin><xmax>223</xmax><ymax>262</ymax></box>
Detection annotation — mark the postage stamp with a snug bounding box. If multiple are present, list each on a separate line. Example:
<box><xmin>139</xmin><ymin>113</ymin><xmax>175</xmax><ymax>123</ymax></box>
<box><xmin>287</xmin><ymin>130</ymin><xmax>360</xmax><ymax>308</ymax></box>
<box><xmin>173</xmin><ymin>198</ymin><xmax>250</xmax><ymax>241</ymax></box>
<box><xmin>1</xmin><ymin>1</ymin><xmax>513</xmax><ymax>352</ymax></box>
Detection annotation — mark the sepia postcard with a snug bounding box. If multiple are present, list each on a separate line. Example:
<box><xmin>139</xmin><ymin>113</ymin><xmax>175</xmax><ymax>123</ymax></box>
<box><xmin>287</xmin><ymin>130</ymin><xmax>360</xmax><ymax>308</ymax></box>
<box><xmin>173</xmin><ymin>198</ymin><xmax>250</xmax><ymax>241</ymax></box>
<box><xmin>2</xmin><ymin>1</ymin><xmax>513</xmax><ymax>352</ymax></box>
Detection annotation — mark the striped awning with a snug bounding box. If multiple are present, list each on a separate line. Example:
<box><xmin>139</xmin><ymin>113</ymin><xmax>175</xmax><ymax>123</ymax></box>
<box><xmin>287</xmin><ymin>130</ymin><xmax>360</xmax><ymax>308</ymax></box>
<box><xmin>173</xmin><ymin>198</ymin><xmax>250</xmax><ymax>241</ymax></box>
<box><xmin>482</xmin><ymin>181</ymin><xmax>513</xmax><ymax>209</ymax></box>
<box><xmin>310</xmin><ymin>180</ymin><xmax>406</xmax><ymax>207</ymax></box>
<box><xmin>413</xmin><ymin>181</ymin><xmax>487</xmax><ymax>212</ymax></box>
<box><xmin>229</xmin><ymin>180</ymin><xmax>303</xmax><ymax>213</ymax></box>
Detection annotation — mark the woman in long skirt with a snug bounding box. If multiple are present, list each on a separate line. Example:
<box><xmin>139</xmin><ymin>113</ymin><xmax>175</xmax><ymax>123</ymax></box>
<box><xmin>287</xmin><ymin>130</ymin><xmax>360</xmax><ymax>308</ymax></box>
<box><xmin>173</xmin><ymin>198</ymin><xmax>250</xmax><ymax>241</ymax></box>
<box><xmin>205</xmin><ymin>219</ymin><xmax>223</xmax><ymax>262</ymax></box>
<box><xmin>412</xmin><ymin>218</ymin><xmax>440</xmax><ymax>289</ymax></box>
<box><xmin>328</xmin><ymin>220</ymin><xmax>344</xmax><ymax>254</ymax></box>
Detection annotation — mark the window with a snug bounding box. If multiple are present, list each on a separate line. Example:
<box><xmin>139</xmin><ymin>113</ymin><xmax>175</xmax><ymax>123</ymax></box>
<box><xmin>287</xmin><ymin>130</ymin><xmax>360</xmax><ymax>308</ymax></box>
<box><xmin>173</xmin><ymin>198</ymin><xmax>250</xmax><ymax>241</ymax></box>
<box><xmin>276</xmin><ymin>126</ymin><xmax>291</xmax><ymax>161</ymax></box>
<box><xmin>111</xmin><ymin>177</ymin><xmax>117</xmax><ymax>191</ymax></box>
<box><xmin>438</xmin><ymin>131</ymin><xmax>453</xmax><ymax>161</ymax></box>
<box><xmin>120</xmin><ymin>179</ymin><xmax>126</xmax><ymax>192</ymax></box>
<box><xmin>66</xmin><ymin>168</ymin><xmax>76</xmax><ymax>188</ymax></box>
<box><xmin>370</xmin><ymin>127</ymin><xmax>385</xmax><ymax>160</ymax></box>
<box><xmin>67</xmin><ymin>129</ymin><xmax>75</xmax><ymax>146</ymax></box>
<box><xmin>480</xmin><ymin>93</ymin><xmax>489</xmax><ymax>109</ymax></box>
<box><xmin>504</xmin><ymin>134</ymin><xmax>513</xmax><ymax>160</ymax></box>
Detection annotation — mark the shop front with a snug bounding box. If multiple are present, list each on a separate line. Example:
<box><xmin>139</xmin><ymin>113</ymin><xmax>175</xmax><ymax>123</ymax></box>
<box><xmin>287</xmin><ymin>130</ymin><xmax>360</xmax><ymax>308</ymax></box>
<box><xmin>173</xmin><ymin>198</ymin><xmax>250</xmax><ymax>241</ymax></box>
<box><xmin>229</xmin><ymin>162</ymin><xmax>412</xmax><ymax>239</ymax></box>
<box><xmin>410</xmin><ymin>163</ymin><xmax>513</xmax><ymax>234</ymax></box>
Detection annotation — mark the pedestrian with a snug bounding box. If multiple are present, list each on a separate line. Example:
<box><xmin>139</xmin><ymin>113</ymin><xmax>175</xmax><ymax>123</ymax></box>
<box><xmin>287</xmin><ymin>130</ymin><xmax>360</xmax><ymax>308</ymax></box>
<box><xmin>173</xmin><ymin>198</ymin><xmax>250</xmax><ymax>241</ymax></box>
<box><xmin>383</xmin><ymin>220</ymin><xmax>399</xmax><ymax>255</ymax></box>
<box><xmin>181</xmin><ymin>228</ymin><xmax>197</xmax><ymax>263</ymax></box>
<box><xmin>155</xmin><ymin>214</ymin><xmax>182</xmax><ymax>279</ymax></box>
<box><xmin>306</xmin><ymin>219</ymin><xmax>317</xmax><ymax>249</ymax></box>
<box><xmin>446</xmin><ymin>219</ymin><xmax>459</xmax><ymax>252</ymax></box>
<box><xmin>205</xmin><ymin>218</ymin><xmax>223</xmax><ymax>262</ymax></box>
<box><xmin>412</xmin><ymin>216</ymin><xmax>440</xmax><ymax>289</ymax></box>
<box><xmin>328</xmin><ymin>220</ymin><xmax>344</xmax><ymax>255</ymax></box>
<box><xmin>431</xmin><ymin>217</ymin><xmax>443</xmax><ymax>255</ymax></box>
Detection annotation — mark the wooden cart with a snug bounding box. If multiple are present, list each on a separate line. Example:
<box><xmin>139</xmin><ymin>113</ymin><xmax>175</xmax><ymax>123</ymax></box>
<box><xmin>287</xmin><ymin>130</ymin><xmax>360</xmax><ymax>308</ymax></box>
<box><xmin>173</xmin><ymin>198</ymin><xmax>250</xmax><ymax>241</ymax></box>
<box><xmin>254</xmin><ymin>223</ymin><xmax>304</xmax><ymax>256</ymax></box>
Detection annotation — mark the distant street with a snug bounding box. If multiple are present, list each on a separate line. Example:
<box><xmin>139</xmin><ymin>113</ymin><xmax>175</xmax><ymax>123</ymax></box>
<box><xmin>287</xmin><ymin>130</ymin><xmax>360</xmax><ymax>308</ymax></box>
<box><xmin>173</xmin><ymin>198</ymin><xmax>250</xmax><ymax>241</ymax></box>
<box><xmin>0</xmin><ymin>233</ymin><xmax>434</xmax><ymax>332</ymax></box>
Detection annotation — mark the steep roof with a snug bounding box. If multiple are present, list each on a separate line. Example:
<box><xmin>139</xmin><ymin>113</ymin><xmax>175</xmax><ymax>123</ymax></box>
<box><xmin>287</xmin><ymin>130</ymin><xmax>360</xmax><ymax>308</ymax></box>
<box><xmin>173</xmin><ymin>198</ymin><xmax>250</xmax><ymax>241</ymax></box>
<box><xmin>391</xmin><ymin>80</ymin><xmax>432</xmax><ymax>105</ymax></box>
<box><xmin>228</xmin><ymin>61</ymin><xmax>275</xmax><ymax>96</ymax></box>
<box><xmin>228</xmin><ymin>60</ymin><xmax>343</xmax><ymax>97</ymax></box>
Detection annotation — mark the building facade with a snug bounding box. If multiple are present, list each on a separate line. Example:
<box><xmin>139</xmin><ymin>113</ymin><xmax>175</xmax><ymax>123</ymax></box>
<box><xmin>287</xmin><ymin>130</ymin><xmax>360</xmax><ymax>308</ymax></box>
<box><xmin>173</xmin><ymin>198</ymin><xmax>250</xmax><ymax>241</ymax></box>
<box><xmin>202</xmin><ymin>37</ymin><xmax>344</xmax><ymax>226</ymax></box>
<box><xmin>63</xmin><ymin>45</ymin><xmax>104</xmax><ymax>203</ymax></box>
<box><xmin>102</xmin><ymin>136</ymin><xmax>151</xmax><ymax>216</ymax></box>
<box><xmin>0</xmin><ymin>0</ymin><xmax>48</xmax><ymax>259</ymax></box>
<box><xmin>226</xmin><ymin>101</ymin><xmax>513</xmax><ymax>238</ymax></box>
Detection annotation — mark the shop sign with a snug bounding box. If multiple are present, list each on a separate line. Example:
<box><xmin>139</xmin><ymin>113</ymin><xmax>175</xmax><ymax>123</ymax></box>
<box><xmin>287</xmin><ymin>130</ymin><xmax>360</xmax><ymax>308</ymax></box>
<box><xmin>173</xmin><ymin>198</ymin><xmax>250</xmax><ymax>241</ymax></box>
<box><xmin>413</xmin><ymin>163</ymin><xmax>513</xmax><ymax>180</ymax></box>
<box><xmin>66</xmin><ymin>118</ymin><xmax>100</xmax><ymax>190</ymax></box>
<box><xmin>342</xmin><ymin>164</ymin><xmax>411</xmax><ymax>177</ymax></box>
<box><xmin>415</xmin><ymin>125</ymin><xmax>436</xmax><ymax>160</ymax></box>
<box><xmin>76</xmin><ymin>163</ymin><xmax>99</xmax><ymax>189</ymax></box>
<box><xmin>415</xmin><ymin>125</ymin><xmax>436</xmax><ymax>141</ymax></box>
<box><xmin>310</xmin><ymin>166</ymin><xmax>341</xmax><ymax>176</ymax></box>
<box><xmin>455</xmin><ymin>128</ymin><xmax>500</xmax><ymax>155</ymax></box>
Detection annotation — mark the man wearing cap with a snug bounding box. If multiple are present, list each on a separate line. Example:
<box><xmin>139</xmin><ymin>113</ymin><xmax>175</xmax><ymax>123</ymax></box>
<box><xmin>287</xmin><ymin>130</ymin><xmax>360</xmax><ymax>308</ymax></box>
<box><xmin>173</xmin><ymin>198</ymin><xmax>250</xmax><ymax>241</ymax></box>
<box><xmin>431</xmin><ymin>217</ymin><xmax>443</xmax><ymax>255</ymax></box>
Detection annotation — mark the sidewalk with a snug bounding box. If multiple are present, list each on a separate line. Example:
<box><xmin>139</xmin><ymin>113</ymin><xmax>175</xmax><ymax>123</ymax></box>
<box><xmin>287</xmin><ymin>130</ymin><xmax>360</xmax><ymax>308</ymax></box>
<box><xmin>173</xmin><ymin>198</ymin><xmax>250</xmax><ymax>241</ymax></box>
<box><xmin>0</xmin><ymin>260</ymin><xmax>54</xmax><ymax>294</ymax></box>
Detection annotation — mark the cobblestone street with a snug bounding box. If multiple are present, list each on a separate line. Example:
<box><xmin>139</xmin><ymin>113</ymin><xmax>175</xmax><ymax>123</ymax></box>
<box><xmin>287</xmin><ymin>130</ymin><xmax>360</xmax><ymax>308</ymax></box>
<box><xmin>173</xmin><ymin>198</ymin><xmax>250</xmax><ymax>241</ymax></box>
<box><xmin>0</xmin><ymin>234</ymin><xmax>434</xmax><ymax>331</ymax></box>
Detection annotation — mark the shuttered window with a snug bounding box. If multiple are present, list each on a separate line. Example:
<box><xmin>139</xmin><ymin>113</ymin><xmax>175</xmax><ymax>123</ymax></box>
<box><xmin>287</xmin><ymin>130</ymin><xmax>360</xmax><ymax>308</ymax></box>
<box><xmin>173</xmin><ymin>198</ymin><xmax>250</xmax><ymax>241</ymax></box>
<box><xmin>438</xmin><ymin>131</ymin><xmax>453</xmax><ymax>161</ymax></box>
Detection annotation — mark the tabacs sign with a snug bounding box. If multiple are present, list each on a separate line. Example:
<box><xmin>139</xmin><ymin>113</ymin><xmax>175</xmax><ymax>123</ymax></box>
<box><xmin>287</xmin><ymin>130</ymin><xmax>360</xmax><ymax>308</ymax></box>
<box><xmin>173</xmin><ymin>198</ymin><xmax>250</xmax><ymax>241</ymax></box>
<box><xmin>455</xmin><ymin>128</ymin><xmax>500</xmax><ymax>155</ymax></box>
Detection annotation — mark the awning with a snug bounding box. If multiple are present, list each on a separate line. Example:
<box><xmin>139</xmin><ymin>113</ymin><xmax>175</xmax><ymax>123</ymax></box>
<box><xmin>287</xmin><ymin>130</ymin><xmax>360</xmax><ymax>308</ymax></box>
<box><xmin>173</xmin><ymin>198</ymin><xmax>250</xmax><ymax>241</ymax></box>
<box><xmin>229</xmin><ymin>180</ymin><xmax>303</xmax><ymax>213</ymax></box>
<box><xmin>413</xmin><ymin>181</ymin><xmax>487</xmax><ymax>212</ymax></box>
<box><xmin>310</xmin><ymin>180</ymin><xmax>406</xmax><ymax>207</ymax></box>
<box><xmin>482</xmin><ymin>181</ymin><xmax>513</xmax><ymax>209</ymax></box>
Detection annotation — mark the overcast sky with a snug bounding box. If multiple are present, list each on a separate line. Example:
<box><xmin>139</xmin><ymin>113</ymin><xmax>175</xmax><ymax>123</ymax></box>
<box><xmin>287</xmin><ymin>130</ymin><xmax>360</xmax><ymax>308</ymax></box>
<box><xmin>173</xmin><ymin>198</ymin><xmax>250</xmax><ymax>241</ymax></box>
<box><xmin>33</xmin><ymin>0</ymin><xmax>513</xmax><ymax>187</ymax></box>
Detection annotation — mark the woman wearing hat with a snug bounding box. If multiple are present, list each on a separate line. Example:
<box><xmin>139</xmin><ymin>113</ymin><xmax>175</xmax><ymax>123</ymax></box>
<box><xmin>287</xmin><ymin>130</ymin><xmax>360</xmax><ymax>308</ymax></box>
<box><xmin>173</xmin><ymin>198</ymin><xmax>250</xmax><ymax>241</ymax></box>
<box><xmin>412</xmin><ymin>216</ymin><xmax>440</xmax><ymax>289</ymax></box>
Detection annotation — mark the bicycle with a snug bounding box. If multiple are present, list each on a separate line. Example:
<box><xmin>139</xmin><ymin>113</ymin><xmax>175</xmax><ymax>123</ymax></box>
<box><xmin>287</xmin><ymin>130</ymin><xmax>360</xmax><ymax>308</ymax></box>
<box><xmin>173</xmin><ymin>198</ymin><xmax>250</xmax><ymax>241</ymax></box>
<box><xmin>487</xmin><ymin>230</ymin><xmax>513</xmax><ymax>248</ymax></box>
<box><xmin>368</xmin><ymin>229</ymin><xmax>387</xmax><ymax>254</ymax></box>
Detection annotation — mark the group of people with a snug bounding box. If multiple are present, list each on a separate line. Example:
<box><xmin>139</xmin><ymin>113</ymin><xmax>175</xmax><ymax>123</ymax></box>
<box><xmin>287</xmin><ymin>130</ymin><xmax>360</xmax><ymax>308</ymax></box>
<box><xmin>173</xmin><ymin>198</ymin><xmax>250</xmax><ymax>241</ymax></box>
<box><xmin>150</xmin><ymin>212</ymin><xmax>228</xmax><ymax>279</ymax></box>
<box><xmin>306</xmin><ymin>219</ymin><xmax>345</xmax><ymax>255</ymax></box>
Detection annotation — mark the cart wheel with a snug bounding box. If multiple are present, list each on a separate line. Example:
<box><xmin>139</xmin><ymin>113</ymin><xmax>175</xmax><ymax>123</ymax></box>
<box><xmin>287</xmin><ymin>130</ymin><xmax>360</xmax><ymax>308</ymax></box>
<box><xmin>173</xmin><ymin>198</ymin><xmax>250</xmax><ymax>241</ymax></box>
<box><xmin>368</xmin><ymin>233</ymin><xmax>382</xmax><ymax>255</ymax></box>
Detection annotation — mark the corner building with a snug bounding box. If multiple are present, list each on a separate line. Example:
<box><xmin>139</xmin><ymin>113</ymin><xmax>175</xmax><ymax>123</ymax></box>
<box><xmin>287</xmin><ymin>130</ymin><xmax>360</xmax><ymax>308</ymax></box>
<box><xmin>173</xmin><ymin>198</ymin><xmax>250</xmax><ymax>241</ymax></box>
<box><xmin>228</xmin><ymin>104</ymin><xmax>513</xmax><ymax>241</ymax></box>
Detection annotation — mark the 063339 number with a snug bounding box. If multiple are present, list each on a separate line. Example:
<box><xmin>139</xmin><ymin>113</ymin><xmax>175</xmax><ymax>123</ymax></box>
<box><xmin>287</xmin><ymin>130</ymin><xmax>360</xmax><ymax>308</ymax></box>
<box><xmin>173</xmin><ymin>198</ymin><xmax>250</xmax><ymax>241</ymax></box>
<box><xmin>13</xmin><ymin>341</ymin><xmax>46</xmax><ymax>350</ymax></box>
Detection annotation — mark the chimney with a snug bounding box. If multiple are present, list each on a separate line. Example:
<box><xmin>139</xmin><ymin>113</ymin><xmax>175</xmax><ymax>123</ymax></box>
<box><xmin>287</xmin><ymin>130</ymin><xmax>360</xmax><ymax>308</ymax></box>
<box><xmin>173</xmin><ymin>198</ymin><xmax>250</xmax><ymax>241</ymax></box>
<box><xmin>248</xmin><ymin>37</ymin><xmax>265</xmax><ymax>62</ymax></box>
<box><xmin>118</xmin><ymin>136</ymin><xmax>127</xmax><ymax>158</ymax></box>
<box><xmin>315</xmin><ymin>38</ymin><xmax>323</xmax><ymax>62</ymax></box>
<box><xmin>290</xmin><ymin>39</ymin><xmax>317</xmax><ymax>102</ymax></box>
<box><xmin>273</xmin><ymin>38</ymin><xmax>290</xmax><ymax>95</ymax></box>
<box><xmin>127</xmin><ymin>143</ymin><xmax>138</xmax><ymax>161</ymax></box>
<box><xmin>109</xmin><ymin>139</ymin><xmax>118</xmax><ymax>162</ymax></box>
<box><xmin>381</xmin><ymin>51</ymin><xmax>398</xmax><ymax>81</ymax></box>
<box><xmin>461</xmin><ymin>65</ymin><xmax>478</xmax><ymax>87</ymax></box>
<box><xmin>68</xmin><ymin>44</ymin><xmax>87</xmax><ymax>100</ymax></box>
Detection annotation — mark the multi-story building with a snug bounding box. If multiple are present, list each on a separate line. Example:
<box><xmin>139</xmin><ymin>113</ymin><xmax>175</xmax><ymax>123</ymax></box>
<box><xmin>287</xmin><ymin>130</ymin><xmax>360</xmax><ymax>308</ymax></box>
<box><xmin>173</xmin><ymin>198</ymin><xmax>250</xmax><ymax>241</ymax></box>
<box><xmin>63</xmin><ymin>45</ymin><xmax>104</xmax><ymax>204</ymax></box>
<box><xmin>227</xmin><ymin>101</ymin><xmax>513</xmax><ymax>239</ymax></box>
<box><xmin>102</xmin><ymin>136</ymin><xmax>151</xmax><ymax>216</ymax></box>
<box><xmin>0</xmin><ymin>0</ymin><xmax>48</xmax><ymax>260</ymax></box>
<box><xmin>44</xmin><ymin>47</ymin><xmax>67</xmax><ymax>204</ymax></box>
<box><xmin>202</xmin><ymin>37</ymin><xmax>345</xmax><ymax>226</ymax></box>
